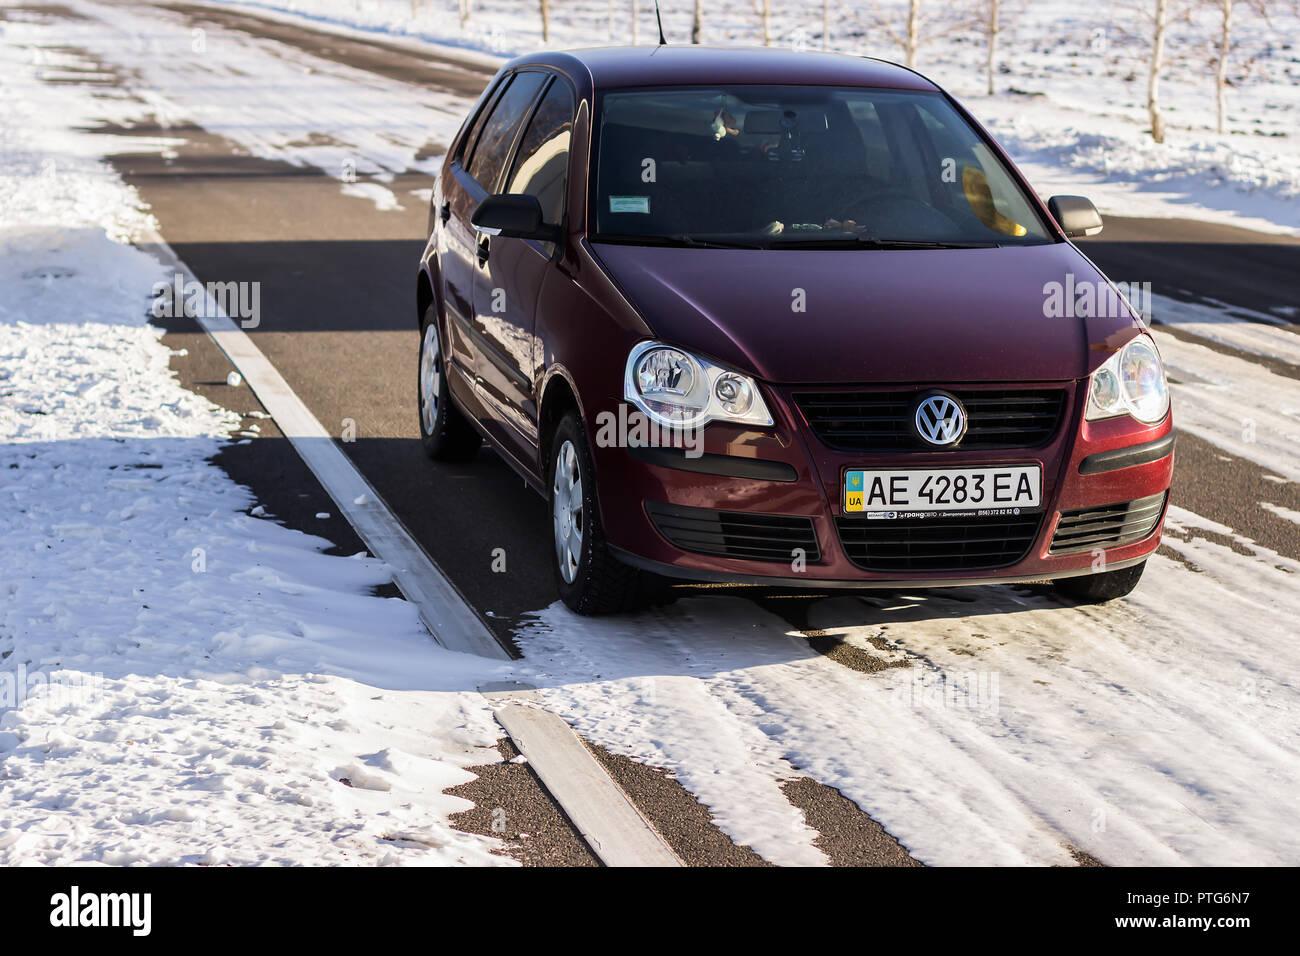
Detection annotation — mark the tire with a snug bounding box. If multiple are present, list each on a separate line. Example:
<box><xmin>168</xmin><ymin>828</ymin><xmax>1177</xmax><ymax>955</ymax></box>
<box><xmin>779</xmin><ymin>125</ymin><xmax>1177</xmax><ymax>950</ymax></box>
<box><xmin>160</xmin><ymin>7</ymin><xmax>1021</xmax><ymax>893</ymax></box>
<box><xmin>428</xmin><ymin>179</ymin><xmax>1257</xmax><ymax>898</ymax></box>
<box><xmin>1053</xmin><ymin>560</ymin><xmax>1146</xmax><ymax>603</ymax></box>
<box><xmin>418</xmin><ymin>304</ymin><xmax>480</xmax><ymax>461</ymax></box>
<box><xmin>549</xmin><ymin>411</ymin><xmax>666</xmax><ymax>615</ymax></box>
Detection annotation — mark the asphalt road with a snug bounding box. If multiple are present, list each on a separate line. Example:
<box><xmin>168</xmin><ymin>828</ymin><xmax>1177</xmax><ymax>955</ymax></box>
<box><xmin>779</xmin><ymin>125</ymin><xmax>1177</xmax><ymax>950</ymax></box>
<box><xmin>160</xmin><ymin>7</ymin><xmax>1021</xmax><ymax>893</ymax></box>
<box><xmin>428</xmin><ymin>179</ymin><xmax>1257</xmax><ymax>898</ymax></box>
<box><xmin>23</xmin><ymin>0</ymin><xmax>1300</xmax><ymax>865</ymax></box>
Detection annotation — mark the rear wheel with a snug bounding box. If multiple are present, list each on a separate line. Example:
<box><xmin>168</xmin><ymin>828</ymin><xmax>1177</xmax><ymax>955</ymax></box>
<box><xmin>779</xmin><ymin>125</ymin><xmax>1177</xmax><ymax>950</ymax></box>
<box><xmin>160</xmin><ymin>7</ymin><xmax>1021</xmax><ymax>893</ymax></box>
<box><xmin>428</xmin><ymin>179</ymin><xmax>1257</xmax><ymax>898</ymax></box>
<box><xmin>418</xmin><ymin>304</ymin><xmax>480</xmax><ymax>461</ymax></box>
<box><xmin>1053</xmin><ymin>560</ymin><xmax>1146</xmax><ymax>603</ymax></box>
<box><xmin>549</xmin><ymin>412</ymin><xmax>665</xmax><ymax>615</ymax></box>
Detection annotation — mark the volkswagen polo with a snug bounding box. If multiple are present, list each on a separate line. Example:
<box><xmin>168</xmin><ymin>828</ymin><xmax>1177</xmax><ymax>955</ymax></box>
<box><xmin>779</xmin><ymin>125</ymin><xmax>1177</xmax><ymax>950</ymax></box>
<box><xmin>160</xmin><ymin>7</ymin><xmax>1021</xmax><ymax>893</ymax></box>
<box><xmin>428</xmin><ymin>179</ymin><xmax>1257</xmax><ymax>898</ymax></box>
<box><xmin>416</xmin><ymin>46</ymin><xmax>1174</xmax><ymax>614</ymax></box>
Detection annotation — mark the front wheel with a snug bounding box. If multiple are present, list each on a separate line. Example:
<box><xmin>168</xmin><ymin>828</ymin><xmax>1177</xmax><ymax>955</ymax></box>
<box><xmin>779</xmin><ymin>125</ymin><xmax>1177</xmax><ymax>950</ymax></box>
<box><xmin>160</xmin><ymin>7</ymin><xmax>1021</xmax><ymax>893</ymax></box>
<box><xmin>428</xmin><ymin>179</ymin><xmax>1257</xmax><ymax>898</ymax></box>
<box><xmin>418</xmin><ymin>304</ymin><xmax>480</xmax><ymax>461</ymax></box>
<box><xmin>549</xmin><ymin>412</ymin><xmax>665</xmax><ymax>615</ymax></box>
<box><xmin>1053</xmin><ymin>560</ymin><xmax>1146</xmax><ymax>603</ymax></box>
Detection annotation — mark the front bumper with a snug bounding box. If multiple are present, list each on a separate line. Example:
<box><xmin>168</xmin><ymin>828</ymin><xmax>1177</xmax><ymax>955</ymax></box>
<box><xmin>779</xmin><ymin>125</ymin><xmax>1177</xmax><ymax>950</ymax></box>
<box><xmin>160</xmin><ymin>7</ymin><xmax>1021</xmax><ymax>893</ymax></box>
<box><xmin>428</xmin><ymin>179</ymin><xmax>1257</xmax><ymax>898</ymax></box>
<box><xmin>590</xmin><ymin>380</ymin><xmax>1174</xmax><ymax>586</ymax></box>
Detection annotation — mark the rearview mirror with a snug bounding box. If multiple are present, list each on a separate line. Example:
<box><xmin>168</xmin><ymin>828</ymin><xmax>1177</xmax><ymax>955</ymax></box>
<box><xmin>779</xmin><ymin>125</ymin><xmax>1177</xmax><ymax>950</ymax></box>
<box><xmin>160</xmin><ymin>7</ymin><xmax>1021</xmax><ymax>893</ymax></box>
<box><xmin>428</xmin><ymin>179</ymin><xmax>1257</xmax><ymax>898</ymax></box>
<box><xmin>471</xmin><ymin>194</ymin><xmax>561</xmax><ymax>243</ymax></box>
<box><xmin>1047</xmin><ymin>195</ymin><xmax>1103</xmax><ymax>238</ymax></box>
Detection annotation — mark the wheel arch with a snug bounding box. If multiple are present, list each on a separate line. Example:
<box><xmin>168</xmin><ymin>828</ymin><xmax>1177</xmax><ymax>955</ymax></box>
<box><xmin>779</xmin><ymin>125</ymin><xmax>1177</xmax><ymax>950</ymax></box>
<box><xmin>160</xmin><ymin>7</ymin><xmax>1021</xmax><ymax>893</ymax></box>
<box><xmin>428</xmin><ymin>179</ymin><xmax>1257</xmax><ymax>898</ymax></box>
<box><xmin>537</xmin><ymin>366</ymin><xmax>585</xmax><ymax>474</ymax></box>
<box><xmin>416</xmin><ymin>260</ymin><xmax>439</xmax><ymax>330</ymax></box>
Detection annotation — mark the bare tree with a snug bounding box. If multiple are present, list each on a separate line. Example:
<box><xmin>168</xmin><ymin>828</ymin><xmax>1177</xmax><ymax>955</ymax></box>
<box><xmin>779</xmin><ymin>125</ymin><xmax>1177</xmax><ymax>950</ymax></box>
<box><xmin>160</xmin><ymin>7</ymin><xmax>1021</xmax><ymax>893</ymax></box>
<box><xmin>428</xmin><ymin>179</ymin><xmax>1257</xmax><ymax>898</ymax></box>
<box><xmin>540</xmin><ymin>0</ymin><xmax>551</xmax><ymax>43</ymax></box>
<box><xmin>867</xmin><ymin>0</ymin><xmax>977</xmax><ymax>69</ymax></box>
<box><xmin>758</xmin><ymin>0</ymin><xmax>773</xmax><ymax>46</ymax></box>
<box><xmin>459</xmin><ymin>0</ymin><xmax>471</xmax><ymax>28</ymax></box>
<box><xmin>693</xmin><ymin>0</ymin><xmax>703</xmax><ymax>43</ymax></box>
<box><xmin>1208</xmin><ymin>0</ymin><xmax>1274</xmax><ymax>134</ymax></box>
<box><xmin>823</xmin><ymin>0</ymin><xmax>830</xmax><ymax>49</ymax></box>
<box><xmin>904</xmin><ymin>0</ymin><xmax>920</xmax><ymax>67</ymax></box>
<box><xmin>1214</xmin><ymin>0</ymin><xmax>1232</xmax><ymax>132</ymax></box>
<box><xmin>633</xmin><ymin>0</ymin><xmax>640</xmax><ymax>45</ymax></box>
<box><xmin>986</xmin><ymin>0</ymin><xmax>1000</xmax><ymax>94</ymax></box>
<box><xmin>1148</xmin><ymin>0</ymin><xmax>1169</xmax><ymax>142</ymax></box>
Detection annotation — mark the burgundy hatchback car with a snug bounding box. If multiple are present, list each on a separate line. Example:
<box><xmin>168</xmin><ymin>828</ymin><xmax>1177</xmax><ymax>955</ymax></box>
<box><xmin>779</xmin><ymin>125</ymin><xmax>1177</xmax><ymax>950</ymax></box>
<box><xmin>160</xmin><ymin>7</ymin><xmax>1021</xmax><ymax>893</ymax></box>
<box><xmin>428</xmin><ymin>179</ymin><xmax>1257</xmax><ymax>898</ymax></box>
<box><xmin>416</xmin><ymin>47</ymin><xmax>1174</xmax><ymax>614</ymax></box>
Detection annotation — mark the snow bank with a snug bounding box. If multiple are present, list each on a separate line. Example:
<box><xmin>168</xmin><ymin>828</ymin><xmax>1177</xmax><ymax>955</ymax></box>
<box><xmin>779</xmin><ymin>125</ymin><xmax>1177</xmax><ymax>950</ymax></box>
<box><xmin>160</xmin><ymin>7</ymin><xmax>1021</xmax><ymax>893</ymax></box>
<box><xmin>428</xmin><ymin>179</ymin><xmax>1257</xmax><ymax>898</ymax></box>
<box><xmin>0</xmin><ymin>13</ymin><xmax>515</xmax><ymax>866</ymax></box>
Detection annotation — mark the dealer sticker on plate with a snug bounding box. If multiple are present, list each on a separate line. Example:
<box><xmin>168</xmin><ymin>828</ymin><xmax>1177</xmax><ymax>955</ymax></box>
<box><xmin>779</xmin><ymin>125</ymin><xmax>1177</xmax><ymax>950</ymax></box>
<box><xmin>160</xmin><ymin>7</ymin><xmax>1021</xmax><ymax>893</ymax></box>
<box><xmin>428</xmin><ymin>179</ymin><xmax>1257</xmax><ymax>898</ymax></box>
<box><xmin>844</xmin><ymin>465</ymin><xmax>1041</xmax><ymax>515</ymax></box>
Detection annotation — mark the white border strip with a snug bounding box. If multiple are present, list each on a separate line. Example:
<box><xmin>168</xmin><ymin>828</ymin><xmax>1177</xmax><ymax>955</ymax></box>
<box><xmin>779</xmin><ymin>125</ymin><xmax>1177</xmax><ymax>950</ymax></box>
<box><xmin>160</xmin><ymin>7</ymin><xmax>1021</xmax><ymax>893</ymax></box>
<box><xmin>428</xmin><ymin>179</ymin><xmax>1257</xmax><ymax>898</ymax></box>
<box><xmin>138</xmin><ymin>233</ymin><xmax>510</xmax><ymax>661</ymax></box>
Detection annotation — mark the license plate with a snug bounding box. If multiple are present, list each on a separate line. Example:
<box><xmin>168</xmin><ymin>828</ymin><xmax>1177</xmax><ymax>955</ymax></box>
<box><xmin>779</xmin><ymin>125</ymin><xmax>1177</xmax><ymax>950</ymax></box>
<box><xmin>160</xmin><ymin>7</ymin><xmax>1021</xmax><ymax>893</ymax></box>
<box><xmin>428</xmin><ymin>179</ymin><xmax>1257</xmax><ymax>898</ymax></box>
<box><xmin>844</xmin><ymin>465</ymin><xmax>1041</xmax><ymax>514</ymax></box>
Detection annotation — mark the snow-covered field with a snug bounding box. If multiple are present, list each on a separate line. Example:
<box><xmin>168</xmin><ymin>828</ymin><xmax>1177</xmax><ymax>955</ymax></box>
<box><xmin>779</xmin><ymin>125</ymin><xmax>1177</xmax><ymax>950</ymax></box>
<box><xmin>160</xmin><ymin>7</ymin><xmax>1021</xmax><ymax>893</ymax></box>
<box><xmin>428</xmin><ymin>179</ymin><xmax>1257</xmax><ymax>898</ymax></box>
<box><xmin>197</xmin><ymin>0</ymin><xmax>1300</xmax><ymax>234</ymax></box>
<box><xmin>0</xmin><ymin>14</ymin><xmax>516</xmax><ymax>865</ymax></box>
<box><xmin>1</xmin><ymin>0</ymin><xmax>1298</xmax><ymax>867</ymax></box>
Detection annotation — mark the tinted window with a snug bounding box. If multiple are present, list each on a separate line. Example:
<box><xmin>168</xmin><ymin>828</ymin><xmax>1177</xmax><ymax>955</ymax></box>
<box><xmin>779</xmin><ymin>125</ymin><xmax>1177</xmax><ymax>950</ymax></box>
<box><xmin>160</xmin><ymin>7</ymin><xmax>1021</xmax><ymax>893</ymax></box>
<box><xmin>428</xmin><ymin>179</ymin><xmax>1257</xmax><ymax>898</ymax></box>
<box><xmin>593</xmin><ymin>85</ymin><xmax>1051</xmax><ymax>245</ymax></box>
<box><xmin>506</xmin><ymin>80</ymin><xmax>574</xmax><ymax>225</ymax></box>
<box><xmin>466</xmin><ymin>71</ymin><xmax>547</xmax><ymax>191</ymax></box>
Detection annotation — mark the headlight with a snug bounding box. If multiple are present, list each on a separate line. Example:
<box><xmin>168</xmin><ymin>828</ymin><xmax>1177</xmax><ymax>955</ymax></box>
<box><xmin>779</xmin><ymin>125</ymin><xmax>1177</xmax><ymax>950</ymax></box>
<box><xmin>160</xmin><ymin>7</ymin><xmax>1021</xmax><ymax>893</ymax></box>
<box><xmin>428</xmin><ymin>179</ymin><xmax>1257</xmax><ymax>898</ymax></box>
<box><xmin>623</xmin><ymin>341</ymin><xmax>773</xmax><ymax>429</ymax></box>
<box><xmin>1085</xmin><ymin>334</ymin><xmax>1170</xmax><ymax>424</ymax></box>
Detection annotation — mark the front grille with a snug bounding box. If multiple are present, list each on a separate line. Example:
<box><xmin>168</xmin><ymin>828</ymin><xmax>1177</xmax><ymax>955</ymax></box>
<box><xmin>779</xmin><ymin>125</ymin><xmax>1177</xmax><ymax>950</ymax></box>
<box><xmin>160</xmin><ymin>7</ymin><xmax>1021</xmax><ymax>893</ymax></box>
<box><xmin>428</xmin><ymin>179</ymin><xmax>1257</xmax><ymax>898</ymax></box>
<box><xmin>835</xmin><ymin>512</ymin><xmax>1044</xmax><ymax>573</ymax></box>
<box><xmin>646</xmin><ymin>502</ymin><xmax>820</xmax><ymax>563</ymax></box>
<box><xmin>1050</xmin><ymin>493</ymin><xmax>1167</xmax><ymax>554</ymax></box>
<box><xmin>795</xmin><ymin>388</ymin><xmax>1067</xmax><ymax>452</ymax></box>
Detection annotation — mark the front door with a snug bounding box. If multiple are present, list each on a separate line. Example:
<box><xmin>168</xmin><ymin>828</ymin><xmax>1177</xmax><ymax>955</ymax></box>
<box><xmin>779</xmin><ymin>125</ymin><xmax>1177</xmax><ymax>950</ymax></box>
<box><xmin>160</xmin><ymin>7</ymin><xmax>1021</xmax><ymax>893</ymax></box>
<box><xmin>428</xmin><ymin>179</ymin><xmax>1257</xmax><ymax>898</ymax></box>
<box><xmin>471</xmin><ymin>75</ymin><xmax>575</xmax><ymax>469</ymax></box>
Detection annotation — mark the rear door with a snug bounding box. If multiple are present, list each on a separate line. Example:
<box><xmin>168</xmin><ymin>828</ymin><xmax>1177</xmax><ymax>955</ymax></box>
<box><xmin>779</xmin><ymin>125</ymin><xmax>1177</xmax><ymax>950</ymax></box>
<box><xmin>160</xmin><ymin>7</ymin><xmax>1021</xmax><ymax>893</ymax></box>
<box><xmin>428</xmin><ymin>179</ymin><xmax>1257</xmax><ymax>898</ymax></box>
<box><xmin>472</xmin><ymin>75</ymin><xmax>575</xmax><ymax>468</ymax></box>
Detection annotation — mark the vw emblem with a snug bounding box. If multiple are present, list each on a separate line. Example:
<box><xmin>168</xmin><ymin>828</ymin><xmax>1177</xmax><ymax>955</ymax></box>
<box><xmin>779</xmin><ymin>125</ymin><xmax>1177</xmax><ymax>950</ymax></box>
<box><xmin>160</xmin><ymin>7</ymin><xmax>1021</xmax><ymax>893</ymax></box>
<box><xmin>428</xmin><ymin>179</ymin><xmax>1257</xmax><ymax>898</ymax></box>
<box><xmin>913</xmin><ymin>391</ymin><xmax>967</xmax><ymax>447</ymax></box>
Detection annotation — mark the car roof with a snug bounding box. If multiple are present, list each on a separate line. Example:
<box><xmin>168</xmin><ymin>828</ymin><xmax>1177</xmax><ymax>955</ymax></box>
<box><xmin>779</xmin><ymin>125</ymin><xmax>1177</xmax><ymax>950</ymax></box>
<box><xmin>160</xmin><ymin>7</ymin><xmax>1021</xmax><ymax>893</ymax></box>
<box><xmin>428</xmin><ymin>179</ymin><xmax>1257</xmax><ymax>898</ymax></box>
<box><xmin>503</xmin><ymin>45</ymin><xmax>939</xmax><ymax>93</ymax></box>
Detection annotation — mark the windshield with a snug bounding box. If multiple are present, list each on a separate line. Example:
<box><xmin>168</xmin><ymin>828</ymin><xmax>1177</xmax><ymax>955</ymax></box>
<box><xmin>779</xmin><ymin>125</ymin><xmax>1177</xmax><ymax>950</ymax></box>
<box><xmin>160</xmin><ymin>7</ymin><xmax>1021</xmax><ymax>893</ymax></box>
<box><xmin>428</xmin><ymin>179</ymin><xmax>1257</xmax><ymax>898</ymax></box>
<box><xmin>592</xmin><ymin>85</ymin><xmax>1053</xmax><ymax>247</ymax></box>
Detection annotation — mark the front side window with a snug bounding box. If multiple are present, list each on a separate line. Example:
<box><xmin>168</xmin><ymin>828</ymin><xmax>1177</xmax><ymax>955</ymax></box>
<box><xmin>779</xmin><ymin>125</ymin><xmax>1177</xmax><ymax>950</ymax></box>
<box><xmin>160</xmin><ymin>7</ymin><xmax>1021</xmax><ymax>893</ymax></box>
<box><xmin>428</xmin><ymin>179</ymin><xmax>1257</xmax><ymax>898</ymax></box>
<box><xmin>505</xmin><ymin>79</ymin><xmax>574</xmax><ymax>225</ymax></box>
<box><xmin>593</xmin><ymin>85</ymin><xmax>1053</xmax><ymax>247</ymax></box>
<box><xmin>465</xmin><ymin>71</ymin><xmax>548</xmax><ymax>191</ymax></box>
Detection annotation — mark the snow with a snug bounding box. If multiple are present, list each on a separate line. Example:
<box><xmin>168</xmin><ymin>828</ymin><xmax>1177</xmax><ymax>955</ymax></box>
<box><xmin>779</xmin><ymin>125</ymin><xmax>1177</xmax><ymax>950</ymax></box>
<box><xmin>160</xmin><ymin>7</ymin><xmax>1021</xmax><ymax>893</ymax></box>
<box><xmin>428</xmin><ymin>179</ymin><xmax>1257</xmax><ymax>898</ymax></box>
<box><xmin>19</xmin><ymin>0</ymin><xmax>471</xmax><ymax>194</ymax></box>
<box><xmin>0</xmin><ymin>11</ymin><xmax>517</xmax><ymax>866</ymax></box>
<box><xmin>514</xmin><ymin>520</ymin><xmax>1300</xmax><ymax>866</ymax></box>
<box><xmin>1154</xmin><ymin>328</ymin><xmax>1300</xmax><ymax>483</ymax></box>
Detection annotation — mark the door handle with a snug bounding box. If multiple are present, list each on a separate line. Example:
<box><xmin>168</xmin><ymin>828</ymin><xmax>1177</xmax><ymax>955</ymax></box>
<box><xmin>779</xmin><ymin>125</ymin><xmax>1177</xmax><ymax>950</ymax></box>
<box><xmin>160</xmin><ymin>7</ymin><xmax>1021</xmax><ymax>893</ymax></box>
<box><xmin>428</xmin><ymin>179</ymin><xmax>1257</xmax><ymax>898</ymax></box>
<box><xmin>476</xmin><ymin>237</ymin><xmax>490</xmax><ymax>265</ymax></box>
<box><xmin>439</xmin><ymin>201</ymin><xmax>450</xmax><ymax>224</ymax></box>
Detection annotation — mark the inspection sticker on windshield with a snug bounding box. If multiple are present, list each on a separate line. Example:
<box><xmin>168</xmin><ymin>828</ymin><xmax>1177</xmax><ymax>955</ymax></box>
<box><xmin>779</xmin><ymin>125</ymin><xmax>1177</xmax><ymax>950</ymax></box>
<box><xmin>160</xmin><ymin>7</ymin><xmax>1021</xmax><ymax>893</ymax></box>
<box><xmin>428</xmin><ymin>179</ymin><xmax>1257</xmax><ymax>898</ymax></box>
<box><xmin>844</xmin><ymin>466</ymin><xmax>1040</xmax><ymax>514</ymax></box>
<box><xmin>609</xmin><ymin>195</ymin><xmax>650</xmax><ymax>214</ymax></box>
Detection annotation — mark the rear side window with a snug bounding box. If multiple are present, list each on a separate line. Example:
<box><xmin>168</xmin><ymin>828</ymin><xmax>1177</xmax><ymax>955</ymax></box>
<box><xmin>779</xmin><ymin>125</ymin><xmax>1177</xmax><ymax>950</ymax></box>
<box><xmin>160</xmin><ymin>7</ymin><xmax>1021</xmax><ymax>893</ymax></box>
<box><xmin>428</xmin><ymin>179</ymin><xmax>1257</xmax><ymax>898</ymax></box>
<box><xmin>465</xmin><ymin>71</ymin><xmax>548</xmax><ymax>191</ymax></box>
<box><xmin>505</xmin><ymin>79</ymin><xmax>575</xmax><ymax>225</ymax></box>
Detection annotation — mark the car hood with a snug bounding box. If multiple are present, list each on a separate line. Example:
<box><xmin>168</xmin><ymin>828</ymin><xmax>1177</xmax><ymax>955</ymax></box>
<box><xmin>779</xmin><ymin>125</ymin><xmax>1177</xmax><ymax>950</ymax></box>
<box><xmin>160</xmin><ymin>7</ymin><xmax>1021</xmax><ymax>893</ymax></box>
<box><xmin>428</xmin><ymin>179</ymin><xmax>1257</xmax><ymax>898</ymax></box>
<box><xmin>590</xmin><ymin>241</ymin><xmax>1137</xmax><ymax>384</ymax></box>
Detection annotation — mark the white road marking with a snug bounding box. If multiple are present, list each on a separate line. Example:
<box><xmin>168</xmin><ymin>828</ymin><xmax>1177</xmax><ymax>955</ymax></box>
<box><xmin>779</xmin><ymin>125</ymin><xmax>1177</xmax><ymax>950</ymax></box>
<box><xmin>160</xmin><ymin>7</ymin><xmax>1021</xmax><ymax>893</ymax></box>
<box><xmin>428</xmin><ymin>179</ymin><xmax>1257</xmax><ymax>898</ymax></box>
<box><xmin>137</xmin><ymin>232</ymin><xmax>509</xmax><ymax>661</ymax></box>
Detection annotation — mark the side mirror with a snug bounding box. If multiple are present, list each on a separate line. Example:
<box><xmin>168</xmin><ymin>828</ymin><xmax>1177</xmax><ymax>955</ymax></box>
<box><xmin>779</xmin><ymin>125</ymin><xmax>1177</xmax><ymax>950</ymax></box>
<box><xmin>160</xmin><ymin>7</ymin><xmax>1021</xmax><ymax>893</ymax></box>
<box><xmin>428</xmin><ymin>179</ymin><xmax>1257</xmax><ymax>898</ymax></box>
<box><xmin>1047</xmin><ymin>195</ymin><xmax>1103</xmax><ymax>238</ymax></box>
<box><xmin>471</xmin><ymin>194</ymin><xmax>561</xmax><ymax>243</ymax></box>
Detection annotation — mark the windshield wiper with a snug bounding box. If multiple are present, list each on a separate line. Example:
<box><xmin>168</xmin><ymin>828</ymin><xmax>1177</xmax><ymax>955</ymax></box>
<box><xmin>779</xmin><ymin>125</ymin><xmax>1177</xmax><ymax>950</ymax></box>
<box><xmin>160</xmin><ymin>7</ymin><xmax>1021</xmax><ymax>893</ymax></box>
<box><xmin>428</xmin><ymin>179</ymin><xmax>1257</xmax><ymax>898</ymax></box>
<box><xmin>593</xmin><ymin>233</ymin><xmax>769</xmax><ymax>250</ymax></box>
<box><xmin>767</xmin><ymin>236</ymin><xmax>1001</xmax><ymax>250</ymax></box>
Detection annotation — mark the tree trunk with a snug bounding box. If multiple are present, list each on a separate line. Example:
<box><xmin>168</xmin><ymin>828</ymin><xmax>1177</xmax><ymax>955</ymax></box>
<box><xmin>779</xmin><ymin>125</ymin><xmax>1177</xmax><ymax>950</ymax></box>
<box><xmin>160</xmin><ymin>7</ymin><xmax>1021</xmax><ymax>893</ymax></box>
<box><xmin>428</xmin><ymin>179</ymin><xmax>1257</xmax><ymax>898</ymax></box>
<box><xmin>459</xmin><ymin>0</ymin><xmax>471</xmax><ymax>28</ymax></box>
<box><xmin>762</xmin><ymin>0</ymin><xmax>772</xmax><ymax>46</ymax></box>
<box><xmin>692</xmin><ymin>0</ymin><xmax>702</xmax><ymax>43</ymax></box>
<box><xmin>1216</xmin><ymin>0</ymin><xmax>1233</xmax><ymax>135</ymax></box>
<box><xmin>905</xmin><ymin>0</ymin><xmax>921</xmax><ymax>69</ymax></box>
<box><xmin>986</xmin><ymin>0</ymin><xmax>1000</xmax><ymax>95</ymax></box>
<box><xmin>632</xmin><ymin>0</ymin><xmax>639</xmax><ymax>45</ymax></box>
<box><xmin>1148</xmin><ymin>0</ymin><xmax>1168</xmax><ymax>143</ymax></box>
<box><xmin>540</xmin><ymin>0</ymin><xmax>550</xmax><ymax>43</ymax></box>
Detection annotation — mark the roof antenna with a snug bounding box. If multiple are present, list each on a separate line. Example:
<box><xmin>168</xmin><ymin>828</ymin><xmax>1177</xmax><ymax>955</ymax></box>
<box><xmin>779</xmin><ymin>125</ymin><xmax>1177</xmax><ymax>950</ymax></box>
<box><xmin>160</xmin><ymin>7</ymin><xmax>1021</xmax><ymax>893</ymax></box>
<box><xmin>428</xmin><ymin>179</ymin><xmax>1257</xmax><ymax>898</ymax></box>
<box><xmin>655</xmin><ymin>0</ymin><xmax>668</xmax><ymax>45</ymax></box>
